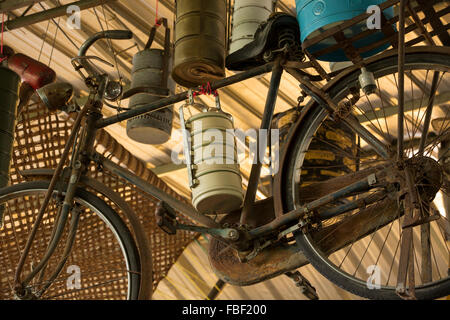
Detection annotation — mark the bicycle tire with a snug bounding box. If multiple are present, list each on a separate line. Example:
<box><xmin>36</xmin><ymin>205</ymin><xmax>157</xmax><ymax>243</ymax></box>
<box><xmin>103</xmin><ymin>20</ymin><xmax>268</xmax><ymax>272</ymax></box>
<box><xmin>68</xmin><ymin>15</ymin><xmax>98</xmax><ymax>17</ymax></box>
<box><xmin>0</xmin><ymin>180</ymin><xmax>141</xmax><ymax>300</ymax></box>
<box><xmin>283</xmin><ymin>48</ymin><xmax>450</xmax><ymax>300</ymax></box>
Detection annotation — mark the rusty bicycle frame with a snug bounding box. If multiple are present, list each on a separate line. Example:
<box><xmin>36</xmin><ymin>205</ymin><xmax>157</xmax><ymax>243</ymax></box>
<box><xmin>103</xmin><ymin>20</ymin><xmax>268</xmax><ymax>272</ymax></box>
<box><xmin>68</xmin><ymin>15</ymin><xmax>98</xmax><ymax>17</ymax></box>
<box><xmin>10</xmin><ymin>0</ymin><xmax>450</xmax><ymax>299</ymax></box>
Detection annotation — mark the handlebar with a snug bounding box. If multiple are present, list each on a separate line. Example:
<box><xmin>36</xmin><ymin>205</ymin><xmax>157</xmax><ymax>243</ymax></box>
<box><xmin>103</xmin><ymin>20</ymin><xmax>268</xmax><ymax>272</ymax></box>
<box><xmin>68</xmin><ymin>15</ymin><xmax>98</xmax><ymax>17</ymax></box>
<box><xmin>78</xmin><ymin>30</ymin><xmax>133</xmax><ymax>57</ymax></box>
<box><xmin>77</xmin><ymin>30</ymin><xmax>133</xmax><ymax>78</ymax></box>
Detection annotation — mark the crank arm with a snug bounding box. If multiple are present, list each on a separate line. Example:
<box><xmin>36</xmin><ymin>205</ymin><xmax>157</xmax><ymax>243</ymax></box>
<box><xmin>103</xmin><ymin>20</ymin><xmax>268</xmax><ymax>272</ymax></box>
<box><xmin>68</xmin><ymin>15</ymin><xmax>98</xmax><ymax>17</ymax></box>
<box><xmin>154</xmin><ymin>201</ymin><xmax>240</xmax><ymax>242</ymax></box>
<box><xmin>176</xmin><ymin>224</ymin><xmax>240</xmax><ymax>242</ymax></box>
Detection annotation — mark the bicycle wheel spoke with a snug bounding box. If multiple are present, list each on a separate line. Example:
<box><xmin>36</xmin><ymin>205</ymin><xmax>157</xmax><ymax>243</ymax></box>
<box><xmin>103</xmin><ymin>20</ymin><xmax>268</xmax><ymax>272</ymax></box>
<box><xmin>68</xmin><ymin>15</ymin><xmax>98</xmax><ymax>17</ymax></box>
<box><xmin>41</xmin><ymin>276</ymin><xmax>129</xmax><ymax>299</ymax></box>
<box><xmin>430</xmin><ymin>234</ymin><xmax>442</xmax><ymax>280</ymax></box>
<box><xmin>418</xmin><ymin>72</ymin><xmax>441</xmax><ymax>155</ymax></box>
<box><xmin>374</xmin><ymin>216</ymin><xmax>396</xmax><ymax>268</ymax></box>
<box><xmin>397</xmin><ymin>0</ymin><xmax>407</xmax><ymax>161</ymax></box>
<box><xmin>287</xmin><ymin>49</ymin><xmax>450</xmax><ymax>299</ymax></box>
<box><xmin>0</xmin><ymin>185</ymin><xmax>139</xmax><ymax>300</ymax></box>
<box><xmin>386</xmin><ymin>232</ymin><xmax>402</xmax><ymax>286</ymax></box>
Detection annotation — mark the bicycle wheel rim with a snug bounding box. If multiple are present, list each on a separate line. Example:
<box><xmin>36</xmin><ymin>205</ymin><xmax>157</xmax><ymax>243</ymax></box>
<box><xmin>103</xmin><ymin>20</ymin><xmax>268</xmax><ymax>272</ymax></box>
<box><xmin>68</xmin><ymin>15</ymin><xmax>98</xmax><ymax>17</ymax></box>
<box><xmin>285</xmin><ymin>50</ymin><xmax>450</xmax><ymax>299</ymax></box>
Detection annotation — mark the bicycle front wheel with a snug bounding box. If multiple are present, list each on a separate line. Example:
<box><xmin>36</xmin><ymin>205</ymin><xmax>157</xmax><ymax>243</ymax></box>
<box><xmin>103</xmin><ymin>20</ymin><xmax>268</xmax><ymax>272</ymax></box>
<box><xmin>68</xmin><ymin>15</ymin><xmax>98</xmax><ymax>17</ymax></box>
<box><xmin>283</xmin><ymin>48</ymin><xmax>450</xmax><ymax>299</ymax></box>
<box><xmin>0</xmin><ymin>181</ymin><xmax>141</xmax><ymax>300</ymax></box>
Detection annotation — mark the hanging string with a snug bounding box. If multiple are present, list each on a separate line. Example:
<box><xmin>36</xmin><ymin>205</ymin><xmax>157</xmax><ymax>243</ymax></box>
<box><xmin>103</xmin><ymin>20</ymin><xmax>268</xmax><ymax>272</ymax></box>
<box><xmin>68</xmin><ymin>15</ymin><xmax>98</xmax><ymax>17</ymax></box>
<box><xmin>155</xmin><ymin>0</ymin><xmax>161</xmax><ymax>27</ymax></box>
<box><xmin>0</xmin><ymin>13</ymin><xmax>6</xmax><ymax>63</ymax></box>
<box><xmin>193</xmin><ymin>82</ymin><xmax>219</xmax><ymax>97</ymax></box>
<box><xmin>48</xmin><ymin>16</ymin><xmax>60</xmax><ymax>67</ymax></box>
<box><xmin>37</xmin><ymin>4</ymin><xmax>52</xmax><ymax>62</ymax></box>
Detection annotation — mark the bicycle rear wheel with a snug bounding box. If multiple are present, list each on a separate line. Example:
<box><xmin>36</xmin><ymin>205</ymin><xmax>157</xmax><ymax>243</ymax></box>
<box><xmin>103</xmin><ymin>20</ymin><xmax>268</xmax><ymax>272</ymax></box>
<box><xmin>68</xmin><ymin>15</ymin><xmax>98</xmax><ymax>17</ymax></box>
<box><xmin>283</xmin><ymin>48</ymin><xmax>450</xmax><ymax>299</ymax></box>
<box><xmin>0</xmin><ymin>181</ymin><xmax>141</xmax><ymax>300</ymax></box>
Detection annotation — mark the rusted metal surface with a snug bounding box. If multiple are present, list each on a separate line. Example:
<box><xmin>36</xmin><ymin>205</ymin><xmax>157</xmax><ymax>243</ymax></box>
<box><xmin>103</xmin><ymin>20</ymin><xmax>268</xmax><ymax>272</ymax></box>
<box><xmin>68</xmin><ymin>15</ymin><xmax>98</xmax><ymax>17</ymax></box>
<box><xmin>208</xmin><ymin>200</ymin><xmax>304</xmax><ymax>285</ymax></box>
<box><xmin>397</xmin><ymin>0</ymin><xmax>406</xmax><ymax>161</ymax></box>
<box><xmin>209</xmin><ymin>194</ymin><xmax>402</xmax><ymax>286</ymax></box>
<box><xmin>396</xmin><ymin>201</ymin><xmax>414</xmax><ymax>299</ymax></box>
<box><xmin>208</xmin><ymin>198</ymin><xmax>310</xmax><ymax>286</ymax></box>
<box><xmin>273</xmin><ymin>45</ymin><xmax>450</xmax><ymax>226</ymax></box>
<box><xmin>311</xmin><ymin>197</ymin><xmax>400</xmax><ymax>255</ymax></box>
<box><xmin>420</xmin><ymin>204</ymin><xmax>432</xmax><ymax>284</ymax></box>
<box><xmin>209</xmin><ymin>239</ymin><xmax>309</xmax><ymax>286</ymax></box>
<box><xmin>298</xmin><ymin>165</ymin><xmax>386</xmax><ymax>202</ymax></box>
<box><xmin>248</xmin><ymin>171</ymin><xmax>386</xmax><ymax>239</ymax></box>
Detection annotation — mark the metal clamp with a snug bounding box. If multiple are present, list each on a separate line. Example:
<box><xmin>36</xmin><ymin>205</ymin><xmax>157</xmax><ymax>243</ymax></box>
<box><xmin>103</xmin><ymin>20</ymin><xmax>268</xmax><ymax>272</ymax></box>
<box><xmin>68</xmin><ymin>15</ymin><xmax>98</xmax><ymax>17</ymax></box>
<box><xmin>215</xmin><ymin>94</ymin><xmax>222</xmax><ymax>111</ymax></box>
<box><xmin>179</xmin><ymin>104</ymin><xmax>196</xmax><ymax>188</ymax></box>
<box><xmin>187</xmin><ymin>88</ymin><xmax>195</xmax><ymax>105</ymax></box>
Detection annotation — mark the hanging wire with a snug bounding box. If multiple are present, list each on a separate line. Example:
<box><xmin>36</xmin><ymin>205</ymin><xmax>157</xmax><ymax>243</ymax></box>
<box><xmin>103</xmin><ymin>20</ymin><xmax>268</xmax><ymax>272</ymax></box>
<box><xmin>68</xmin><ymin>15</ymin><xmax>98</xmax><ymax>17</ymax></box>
<box><xmin>37</xmin><ymin>16</ymin><xmax>51</xmax><ymax>62</ymax></box>
<box><xmin>39</xmin><ymin>2</ymin><xmax>79</xmax><ymax>51</ymax></box>
<box><xmin>93</xmin><ymin>6</ymin><xmax>120</xmax><ymax>80</ymax></box>
<box><xmin>155</xmin><ymin>0</ymin><xmax>160</xmax><ymax>26</ymax></box>
<box><xmin>0</xmin><ymin>13</ymin><xmax>7</xmax><ymax>63</ymax></box>
<box><xmin>94</xmin><ymin>5</ymin><xmax>125</xmax><ymax>111</ymax></box>
<box><xmin>48</xmin><ymin>17</ymin><xmax>61</xmax><ymax>67</ymax></box>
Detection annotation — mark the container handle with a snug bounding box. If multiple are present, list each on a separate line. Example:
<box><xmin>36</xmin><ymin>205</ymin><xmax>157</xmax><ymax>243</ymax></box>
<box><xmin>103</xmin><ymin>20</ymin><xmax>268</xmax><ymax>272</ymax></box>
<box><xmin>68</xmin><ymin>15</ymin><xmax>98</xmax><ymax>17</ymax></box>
<box><xmin>144</xmin><ymin>17</ymin><xmax>172</xmax><ymax>92</ymax></box>
<box><xmin>179</xmin><ymin>101</ymin><xmax>196</xmax><ymax>188</ymax></box>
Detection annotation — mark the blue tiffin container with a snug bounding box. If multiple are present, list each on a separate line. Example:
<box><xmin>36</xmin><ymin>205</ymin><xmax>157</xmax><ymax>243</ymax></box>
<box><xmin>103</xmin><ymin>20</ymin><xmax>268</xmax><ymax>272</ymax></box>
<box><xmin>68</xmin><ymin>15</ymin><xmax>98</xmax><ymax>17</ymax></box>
<box><xmin>295</xmin><ymin>0</ymin><xmax>395</xmax><ymax>61</ymax></box>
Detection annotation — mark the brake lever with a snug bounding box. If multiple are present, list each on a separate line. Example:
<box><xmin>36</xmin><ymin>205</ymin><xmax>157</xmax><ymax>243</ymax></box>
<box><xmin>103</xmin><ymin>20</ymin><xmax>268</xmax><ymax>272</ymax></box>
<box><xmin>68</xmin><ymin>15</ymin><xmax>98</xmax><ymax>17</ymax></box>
<box><xmin>71</xmin><ymin>56</ymin><xmax>115</xmax><ymax>82</ymax></box>
<box><xmin>74</xmin><ymin>30</ymin><xmax>133</xmax><ymax>81</ymax></box>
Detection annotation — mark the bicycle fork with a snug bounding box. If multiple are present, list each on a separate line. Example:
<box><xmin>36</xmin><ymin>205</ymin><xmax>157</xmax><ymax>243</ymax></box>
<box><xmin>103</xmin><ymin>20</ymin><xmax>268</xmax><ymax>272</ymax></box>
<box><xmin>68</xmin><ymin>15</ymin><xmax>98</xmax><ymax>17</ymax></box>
<box><xmin>13</xmin><ymin>89</ymin><xmax>104</xmax><ymax>298</ymax></box>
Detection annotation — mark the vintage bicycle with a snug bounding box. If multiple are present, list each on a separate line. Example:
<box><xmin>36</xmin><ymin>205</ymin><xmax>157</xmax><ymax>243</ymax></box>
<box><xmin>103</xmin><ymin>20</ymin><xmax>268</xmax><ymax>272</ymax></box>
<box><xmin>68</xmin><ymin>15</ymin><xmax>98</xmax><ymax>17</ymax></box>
<box><xmin>0</xmin><ymin>0</ymin><xmax>449</xmax><ymax>300</ymax></box>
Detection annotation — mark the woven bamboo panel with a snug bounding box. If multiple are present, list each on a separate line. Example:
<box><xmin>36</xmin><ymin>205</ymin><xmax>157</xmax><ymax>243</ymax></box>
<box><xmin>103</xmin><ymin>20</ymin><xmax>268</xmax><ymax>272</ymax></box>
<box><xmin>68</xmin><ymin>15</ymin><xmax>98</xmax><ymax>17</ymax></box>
<box><xmin>0</xmin><ymin>102</ymin><xmax>195</xmax><ymax>299</ymax></box>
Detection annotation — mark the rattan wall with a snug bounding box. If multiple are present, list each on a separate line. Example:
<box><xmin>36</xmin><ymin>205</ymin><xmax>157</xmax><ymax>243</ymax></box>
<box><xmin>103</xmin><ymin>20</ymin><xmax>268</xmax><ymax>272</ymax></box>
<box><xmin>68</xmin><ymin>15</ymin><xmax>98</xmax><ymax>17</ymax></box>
<box><xmin>3</xmin><ymin>102</ymin><xmax>195</xmax><ymax>299</ymax></box>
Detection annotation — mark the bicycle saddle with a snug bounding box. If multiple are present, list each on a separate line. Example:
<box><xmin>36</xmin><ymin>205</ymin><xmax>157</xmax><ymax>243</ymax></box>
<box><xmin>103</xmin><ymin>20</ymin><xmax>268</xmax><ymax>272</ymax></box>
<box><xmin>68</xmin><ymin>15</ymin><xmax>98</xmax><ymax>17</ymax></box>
<box><xmin>226</xmin><ymin>13</ymin><xmax>302</xmax><ymax>71</ymax></box>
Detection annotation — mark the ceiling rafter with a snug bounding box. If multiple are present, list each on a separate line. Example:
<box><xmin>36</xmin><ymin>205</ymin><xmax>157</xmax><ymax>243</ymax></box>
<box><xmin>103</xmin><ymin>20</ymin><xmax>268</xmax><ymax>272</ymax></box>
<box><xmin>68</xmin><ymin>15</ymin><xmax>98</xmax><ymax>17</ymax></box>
<box><xmin>0</xmin><ymin>0</ymin><xmax>45</xmax><ymax>13</ymax></box>
<box><xmin>4</xmin><ymin>0</ymin><xmax>117</xmax><ymax>31</ymax></box>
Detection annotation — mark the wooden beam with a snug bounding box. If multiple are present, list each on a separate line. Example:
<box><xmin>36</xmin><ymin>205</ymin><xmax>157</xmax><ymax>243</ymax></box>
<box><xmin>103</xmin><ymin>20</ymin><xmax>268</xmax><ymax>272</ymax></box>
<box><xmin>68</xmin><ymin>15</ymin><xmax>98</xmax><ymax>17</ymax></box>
<box><xmin>5</xmin><ymin>0</ymin><xmax>117</xmax><ymax>31</ymax></box>
<box><xmin>0</xmin><ymin>0</ymin><xmax>44</xmax><ymax>13</ymax></box>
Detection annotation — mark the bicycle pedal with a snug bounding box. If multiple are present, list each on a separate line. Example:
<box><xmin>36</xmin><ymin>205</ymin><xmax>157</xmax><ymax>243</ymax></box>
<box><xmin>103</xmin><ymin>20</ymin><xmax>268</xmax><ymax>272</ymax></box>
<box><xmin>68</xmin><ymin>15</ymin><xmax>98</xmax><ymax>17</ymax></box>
<box><xmin>155</xmin><ymin>201</ymin><xmax>177</xmax><ymax>235</ymax></box>
<box><xmin>286</xmin><ymin>271</ymin><xmax>319</xmax><ymax>300</ymax></box>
